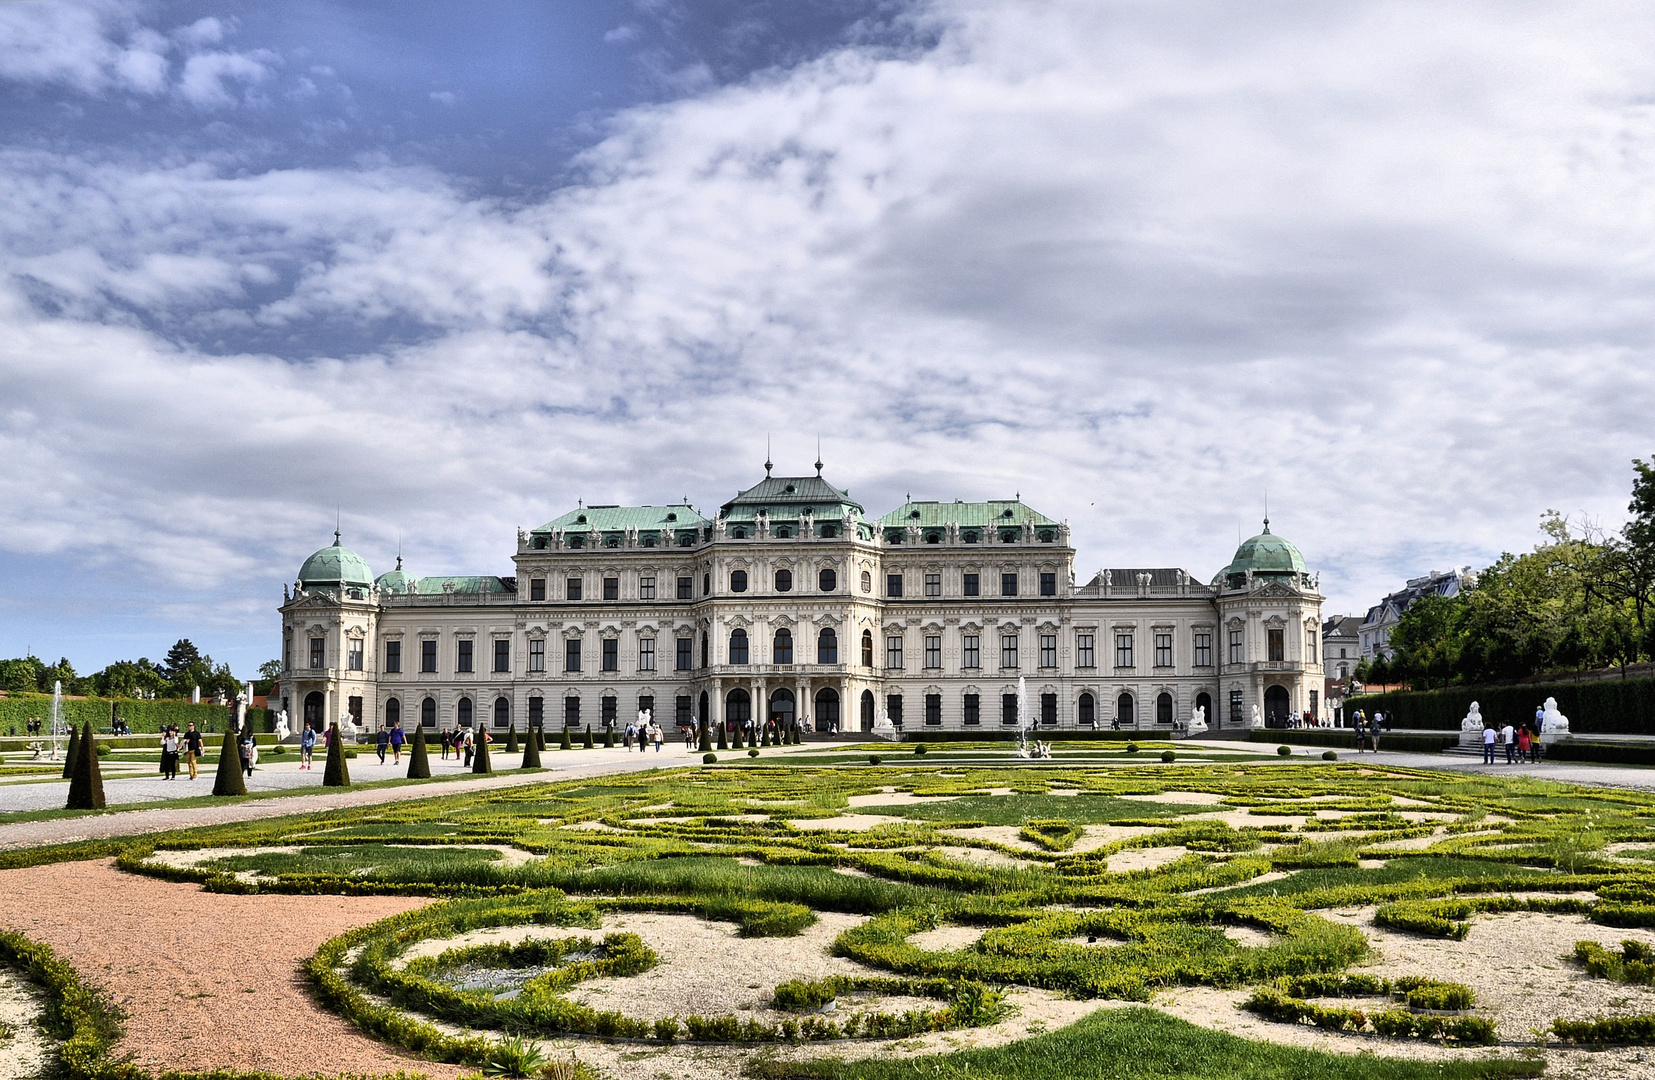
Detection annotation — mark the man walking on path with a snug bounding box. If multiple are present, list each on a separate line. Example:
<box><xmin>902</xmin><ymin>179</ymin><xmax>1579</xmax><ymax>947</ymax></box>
<box><xmin>1502</xmin><ymin>722</ymin><xmax>1517</xmax><ymax>763</ymax></box>
<box><xmin>390</xmin><ymin>721</ymin><xmax>405</xmax><ymax>765</ymax></box>
<box><xmin>1483</xmin><ymin>724</ymin><xmax>1497</xmax><ymax>764</ymax></box>
<box><xmin>375</xmin><ymin>726</ymin><xmax>389</xmax><ymax>764</ymax></box>
<box><xmin>183</xmin><ymin>722</ymin><xmax>204</xmax><ymax>780</ymax></box>
<box><xmin>1368</xmin><ymin>712</ymin><xmax>1381</xmax><ymax>754</ymax></box>
<box><xmin>299</xmin><ymin>725</ymin><xmax>315</xmax><ymax>770</ymax></box>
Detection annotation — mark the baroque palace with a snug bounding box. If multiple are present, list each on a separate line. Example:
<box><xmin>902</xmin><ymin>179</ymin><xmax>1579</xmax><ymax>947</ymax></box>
<box><xmin>273</xmin><ymin>466</ymin><xmax>1323</xmax><ymax>738</ymax></box>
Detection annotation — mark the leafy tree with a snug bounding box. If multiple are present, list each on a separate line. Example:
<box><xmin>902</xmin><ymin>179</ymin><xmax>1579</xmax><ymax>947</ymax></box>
<box><xmin>258</xmin><ymin>659</ymin><xmax>283</xmax><ymax>681</ymax></box>
<box><xmin>0</xmin><ymin>656</ymin><xmax>47</xmax><ymax>693</ymax></box>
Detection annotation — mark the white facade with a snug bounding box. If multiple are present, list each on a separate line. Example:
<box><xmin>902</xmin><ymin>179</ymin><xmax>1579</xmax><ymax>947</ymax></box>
<box><xmin>273</xmin><ymin>473</ymin><xmax>1324</xmax><ymax>737</ymax></box>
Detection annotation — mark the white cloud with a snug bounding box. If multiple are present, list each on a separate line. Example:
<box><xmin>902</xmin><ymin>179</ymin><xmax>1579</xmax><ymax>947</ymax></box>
<box><xmin>5</xmin><ymin>0</ymin><xmax>1655</xmax><ymax>640</ymax></box>
<box><xmin>428</xmin><ymin>90</ymin><xmax>456</xmax><ymax>106</ymax></box>
<box><xmin>177</xmin><ymin>49</ymin><xmax>275</xmax><ymax>108</ymax></box>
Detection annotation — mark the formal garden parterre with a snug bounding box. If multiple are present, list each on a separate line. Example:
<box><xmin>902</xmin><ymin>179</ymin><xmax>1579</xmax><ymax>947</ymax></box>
<box><xmin>7</xmin><ymin>756</ymin><xmax>1655</xmax><ymax>1079</ymax></box>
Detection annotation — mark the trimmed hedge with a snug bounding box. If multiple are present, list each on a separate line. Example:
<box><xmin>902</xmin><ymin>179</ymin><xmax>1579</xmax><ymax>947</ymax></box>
<box><xmin>1349</xmin><ymin>675</ymin><xmax>1655</xmax><ymax>735</ymax></box>
<box><xmin>1546</xmin><ymin>741</ymin><xmax>1655</xmax><ymax>765</ymax></box>
<box><xmin>899</xmin><ymin>729</ymin><xmax>1174</xmax><ymax>742</ymax></box>
<box><xmin>1245</xmin><ymin>730</ymin><xmax>1455</xmax><ymax>753</ymax></box>
<box><xmin>0</xmin><ymin>693</ymin><xmax>235</xmax><ymax>735</ymax></box>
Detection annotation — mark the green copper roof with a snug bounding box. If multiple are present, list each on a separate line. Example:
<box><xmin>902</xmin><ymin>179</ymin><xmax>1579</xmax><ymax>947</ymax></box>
<box><xmin>298</xmin><ymin>535</ymin><xmax>374</xmax><ymax>588</ymax></box>
<box><xmin>879</xmin><ymin>500</ymin><xmax>1057</xmax><ymax>528</ymax></box>
<box><xmin>533</xmin><ymin>504</ymin><xmax>708</xmax><ymax>534</ymax></box>
<box><xmin>1214</xmin><ymin>520</ymin><xmax>1308</xmax><ymax>587</ymax></box>
<box><xmin>414</xmin><ymin>576</ymin><xmax>515</xmax><ymax>595</ymax></box>
<box><xmin>719</xmin><ymin>474</ymin><xmax>865</xmax><ymax>522</ymax></box>
<box><xmin>375</xmin><ymin>556</ymin><xmax>414</xmax><ymax>593</ymax></box>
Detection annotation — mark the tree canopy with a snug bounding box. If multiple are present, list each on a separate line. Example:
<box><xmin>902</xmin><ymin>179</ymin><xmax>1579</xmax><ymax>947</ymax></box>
<box><xmin>0</xmin><ymin>639</ymin><xmax>245</xmax><ymax>700</ymax></box>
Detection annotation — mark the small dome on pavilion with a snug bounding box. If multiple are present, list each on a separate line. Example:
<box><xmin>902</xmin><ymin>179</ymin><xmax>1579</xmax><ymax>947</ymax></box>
<box><xmin>298</xmin><ymin>533</ymin><xmax>374</xmax><ymax>589</ymax></box>
<box><xmin>375</xmin><ymin>555</ymin><xmax>413</xmax><ymax>593</ymax></box>
<box><xmin>1213</xmin><ymin>519</ymin><xmax>1308</xmax><ymax>589</ymax></box>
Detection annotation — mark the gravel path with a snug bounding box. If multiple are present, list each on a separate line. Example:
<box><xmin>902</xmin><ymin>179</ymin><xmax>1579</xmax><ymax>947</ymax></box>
<box><xmin>0</xmin><ymin>860</ymin><xmax>456</xmax><ymax>1078</ymax></box>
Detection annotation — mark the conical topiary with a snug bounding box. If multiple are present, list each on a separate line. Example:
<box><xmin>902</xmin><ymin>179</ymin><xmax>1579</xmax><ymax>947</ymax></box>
<box><xmin>472</xmin><ymin>730</ymin><xmax>492</xmax><ymax>774</ymax></box>
<box><xmin>559</xmin><ymin>725</ymin><xmax>572</xmax><ymax>750</ymax></box>
<box><xmin>323</xmin><ymin>723</ymin><xmax>350</xmax><ymax>787</ymax></box>
<box><xmin>583</xmin><ymin>725</ymin><xmax>594</xmax><ymax>749</ymax></box>
<box><xmin>732</xmin><ymin>722</ymin><xmax>744</xmax><ymax>750</ymax></box>
<box><xmin>793</xmin><ymin>723</ymin><xmax>802</xmax><ymax>745</ymax></box>
<box><xmin>717</xmin><ymin>722</ymin><xmax>728</xmax><ymax>751</ymax></box>
<box><xmin>407</xmin><ymin>725</ymin><xmax>431</xmax><ymax>779</ymax></box>
<box><xmin>65</xmin><ymin>722</ymin><xmax>106</xmax><ymax>810</ymax></box>
<box><xmin>504</xmin><ymin>726</ymin><xmax>518</xmax><ymax>752</ymax></box>
<box><xmin>698</xmin><ymin>719</ymin><xmax>712</xmax><ymax>753</ymax></box>
<box><xmin>61</xmin><ymin>723</ymin><xmax>80</xmax><ymax>779</ymax></box>
<box><xmin>604</xmin><ymin>725</ymin><xmax>615</xmax><ymax>748</ymax></box>
<box><xmin>212</xmin><ymin>726</ymin><xmax>247</xmax><ymax>796</ymax></box>
<box><xmin>521</xmin><ymin>727</ymin><xmax>541</xmax><ymax>768</ymax></box>
<box><xmin>535</xmin><ymin>725</ymin><xmax>546</xmax><ymax>751</ymax></box>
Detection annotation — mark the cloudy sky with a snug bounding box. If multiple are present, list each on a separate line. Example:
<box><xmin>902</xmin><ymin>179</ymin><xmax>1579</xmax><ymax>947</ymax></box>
<box><xmin>3</xmin><ymin>0</ymin><xmax>1653</xmax><ymax>676</ymax></box>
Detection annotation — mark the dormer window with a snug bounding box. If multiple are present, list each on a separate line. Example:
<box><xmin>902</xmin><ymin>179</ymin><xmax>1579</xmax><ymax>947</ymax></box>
<box><xmin>963</xmin><ymin>531</ymin><xmax>979</xmax><ymax>543</ymax></box>
<box><xmin>569</xmin><ymin>535</ymin><xmax>584</xmax><ymax>549</ymax></box>
<box><xmin>820</xmin><ymin>524</ymin><xmax>837</xmax><ymax>538</ymax></box>
<box><xmin>732</xmin><ymin>528</ymin><xmax>747</xmax><ymax>539</ymax></box>
<box><xmin>776</xmin><ymin>526</ymin><xmax>791</xmax><ymax>538</ymax></box>
<box><xmin>909</xmin><ymin>510</ymin><xmax>921</xmax><ymax>519</ymax></box>
<box><xmin>576</xmin><ymin>514</ymin><xmax>587</xmax><ymax>524</ymax></box>
<box><xmin>785</xmin><ymin>484</ymin><xmax>796</xmax><ymax>493</ymax></box>
<box><xmin>666</xmin><ymin>512</ymin><xmax>677</xmax><ymax>522</ymax></box>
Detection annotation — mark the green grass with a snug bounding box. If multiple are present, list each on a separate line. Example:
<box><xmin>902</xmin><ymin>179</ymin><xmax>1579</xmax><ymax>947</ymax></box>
<box><xmin>1215</xmin><ymin>857</ymin><xmax>1553</xmax><ymax>900</ymax></box>
<box><xmin>202</xmin><ymin>843</ymin><xmax>513</xmax><ymax>879</ymax></box>
<box><xmin>748</xmin><ymin>1007</ymin><xmax>1541</xmax><ymax>1079</ymax></box>
<box><xmin>870</xmin><ymin>793</ymin><xmax>1208</xmax><ymax>825</ymax></box>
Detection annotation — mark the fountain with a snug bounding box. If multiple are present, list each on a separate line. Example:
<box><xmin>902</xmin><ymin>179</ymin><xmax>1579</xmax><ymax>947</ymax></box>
<box><xmin>1015</xmin><ymin>677</ymin><xmax>1051</xmax><ymax>759</ymax></box>
<box><xmin>49</xmin><ymin>679</ymin><xmax>62</xmax><ymax>760</ymax></box>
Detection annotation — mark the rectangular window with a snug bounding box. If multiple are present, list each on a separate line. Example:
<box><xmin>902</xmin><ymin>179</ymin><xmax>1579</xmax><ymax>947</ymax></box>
<box><xmin>1229</xmin><ymin>688</ymin><xmax>1244</xmax><ymax>725</ymax></box>
<box><xmin>347</xmin><ymin>639</ymin><xmax>363</xmax><ymax>671</ymax></box>
<box><xmin>1309</xmin><ymin>689</ymin><xmax>1319</xmax><ymax>717</ymax></box>
<box><xmin>309</xmin><ymin>637</ymin><xmax>325</xmax><ymax>669</ymax></box>
<box><xmin>1001</xmin><ymin>572</ymin><xmax>1018</xmax><ymax>597</ymax></box>
<box><xmin>1001</xmin><ymin>633</ymin><xmax>1019</xmax><ymax>669</ymax></box>
<box><xmin>565</xmin><ymin>638</ymin><xmax>582</xmax><ymax>672</ymax></box>
<box><xmin>528</xmin><ymin>696</ymin><xmax>543</xmax><ymax>728</ymax></box>
<box><xmin>887</xmin><ymin>573</ymin><xmax>903</xmax><ymax>598</ymax></box>
<box><xmin>565</xmin><ymin>696</ymin><xmax>581</xmax><ymax>728</ymax></box>
<box><xmin>1268</xmin><ymin>628</ymin><xmax>1285</xmax><ymax>662</ymax></box>
<box><xmin>1115</xmin><ymin>633</ymin><xmax>1133</xmax><ymax>668</ymax></box>
<box><xmin>925</xmin><ymin>573</ymin><xmax>941</xmax><ymax>597</ymax></box>
<box><xmin>529</xmin><ymin>577</ymin><xmax>546</xmax><ymax>601</ymax></box>
<box><xmin>1229</xmin><ymin>629</ymin><xmax>1244</xmax><ymax>664</ymax></box>
<box><xmin>602</xmin><ymin>638</ymin><xmax>619</xmax><ymax>671</ymax></box>
<box><xmin>1002</xmin><ymin>693</ymin><xmax>1019</xmax><ymax>725</ymax></box>
<box><xmin>602</xmin><ymin>696</ymin><xmax>617</xmax><ymax>726</ymax></box>
<box><xmin>1194</xmin><ymin>632</ymin><xmax>1212</xmax><ymax>667</ymax></box>
<box><xmin>962</xmin><ymin>634</ymin><xmax>980</xmax><ymax>669</ymax></box>
<box><xmin>421</xmin><ymin>640</ymin><xmax>437</xmax><ymax>673</ymax></box>
<box><xmin>284</xmin><ymin>633</ymin><xmax>291</xmax><ymax>670</ymax></box>
<box><xmin>963</xmin><ymin>572</ymin><xmax>979</xmax><ymax>596</ymax></box>
<box><xmin>385</xmin><ymin>640</ymin><xmax>402</xmax><ymax>674</ymax></box>
<box><xmin>886</xmin><ymin>635</ymin><xmax>904</xmax><ymax>669</ymax></box>
<box><xmin>1041</xmin><ymin>692</ymin><xmax>1057</xmax><ymax>725</ymax></box>
<box><xmin>925</xmin><ymin>693</ymin><xmax>942</xmax><ymax>726</ymax></box>
<box><xmin>603</xmin><ymin>577</ymin><xmax>619</xmax><ymax>601</ymax></box>
<box><xmin>567</xmin><ymin>577</ymin><xmax>583</xmax><ymax>601</ymax></box>
<box><xmin>493</xmin><ymin>639</ymin><xmax>510</xmax><ymax>673</ymax></box>
<box><xmin>529</xmin><ymin>638</ymin><xmax>545</xmax><ymax>672</ymax></box>
<box><xmin>677</xmin><ymin>575</ymin><xmax>692</xmax><ymax>600</ymax></box>
<box><xmin>924</xmin><ymin>635</ymin><xmax>942</xmax><ymax>669</ymax></box>
<box><xmin>1040</xmin><ymin>633</ymin><xmax>1057</xmax><ymax>668</ymax></box>
<box><xmin>639</xmin><ymin>637</ymin><xmax>656</xmax><ymax>671</ymax></box>
<box><xmin>1040</xmin><ymin>572</ymin><xmax>1056</xmax><ymax>596</ymax></box>
<box><xmin>886</xmin><ymin>694</ymin><xmax>903</xmax><ymax>726</ymax></box>
<box><xmin>1155</xmin><ymin>632</ymin><xmax>1173</xmax><ymax>668</ymax></box>
<box><xmin>1306</xmin><ymin>631</ymin><xmax>1317</xmax><ymax>663</ymax></box>
<box><xmin>675</xmin><ymin>695</ymin><xmax>692</xmax><ymax>726</ymax></box>
<box><xmin>640</xmin><ymin>576</ymin><xmax>656</xmax><ymax>600</ymax></box>
<box><xmin>963</xmin><ymin>693</ymin><xmax>980</xmax><ymax>726</ymax></box>
<box><xmin>676</xmin><ymin>637</ymin><xmax>693</xmax><ymax>671</ymax></box>
<box><xmin>457</xmin><ymin>639</ymin><xmax>474</xmax><ymax>673</ymax></box>
<box><xmin>1077</xmin><ymin>633</ymin><xmax>1094</xmax><ymax>668</ymax></box>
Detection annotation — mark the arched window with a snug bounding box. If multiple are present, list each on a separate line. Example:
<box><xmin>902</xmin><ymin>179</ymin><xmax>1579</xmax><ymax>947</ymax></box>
<box><xmin>817</xmin><ymin>628</ymin><xmax>838</xmax><ymax>664</ymax></box>
<box><xmin>860</xmin><ymin>570</ymin><xmax>872</xmax><ymax>592</ymax></box>
<box><xmin>730</xmin><ymin>629</ymin><xmax>749</xmax><ymax>665</ymax></box>
<box><xmin>775</xmin><ymin>568</ymin><xmax>792</xmax><ymax>592</ymax></box>
<box><xmin>457</xmin><ymin>696</ymin><xmax>474</xmax><ymax>728</ymax></box>
<box><xmin>1156</xmin><ymin>692</ymin><xmax>1173</xmax><ymax>725</ymax></box>
<box><xmin>773</xmin><ymin>629</ymin><xmax>793</xmax><ymax>665</ymax></box>
<box><xmin>731</xmin><ymin>527</ymin><xmax>747</xmax><ymax>539</ymax></box>
<box><xmin>421</xmin><ymin>697</ymin><xmax>436</xmax><ymax>727</ymax></box>
<box><xmin>725</xmin><ymin>688</ymin><xmax>751</xmax><ymax>725</ymax></box>
<box><xmin>814</xmin><ymin>687</ymin><xmax>840</xmax><ymax>727</ymax></box>
<box><xmin>1116</xmin><ymin>693</ymin><xmax>1134</xmax><ymax>727</ymax></box>
<box><xmin>1195</xmin><ymin>691</ymin><xmax>1213</xmax><ymax>726</ymax></box>
<box><xmin>303</xmin><ymin>691</ymin><xmax>325</xmax><ymax>731</ymax></box>
<box><xmin>861</xmin><ymin>629</ymin><xmax>874</xmax><ymax>667</ymax></box>
<box><xmin>385</xmin><ymin>697</ymin><xmax>401</xmax><ymax>729</ymax></box>
<box><xmin>820</xmin><ymin>524</ymin><xmax>838</xmax><ymax>538</ymax></box>
<box><xmin>495</xmin><ymin>696</ymin><xmax>511</xmax><ymax>728</ymax></box>
<box><xmin>860</xmin><ymin>689</ymin><xmax>876</xmax><ymax>730</ymax></box>
<box><xmin>819</xmin><ymin>567</ymin><xmax>837</xmax><ymax>591</ymax></box>
<box><xmin>730</xmin><ymin>570</ymin><xmax>748</xmax><ymax>592</ymax></box>
<box><xmin>1078</xmin><ymin>693</ymin><xmax>1095</xmax><ymax>726</ymax></box>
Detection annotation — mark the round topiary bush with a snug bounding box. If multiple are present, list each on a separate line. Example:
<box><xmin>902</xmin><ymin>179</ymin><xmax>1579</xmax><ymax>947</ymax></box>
<box><xmin>345</xmin><ymin>749</ymin><xmax>358</xmax><ymax>759</ymax></box>
<box><xmin>914</xmin><ymin>744</ymin><xmax>928</xmax><ymax>755</ymax></box>
<box><xmin>747</xmin><ymin>748</ymin><xmax>760</xmax><ymax>758</ymax></box>
<box><xmin>702</xmin><ymin>752</ymin><xmax>717</xmax><ymax>764</ymax></box>
<box><xmin>1126</xmin><ymin>742</ymin><xmax>1140</xmax><ymax>754</ymax></box>
<box><xmin>868</xmin><ymin>755</ymin><xmax>882</xmax><ymax>765</ymax></box>
<box><xmin>269</xmin><ymin>744</ymin><xmax>287</xmax><ymax>756</ymax></box>
<box><xmin>1322</xmin><ymin>750</ymin><xmax>1338</xmax><ymax>761</ymax></box>
<box><xmin>1277</xmin><ymin>745</ymin><xmax>1292</xmax><ymax>757</ymax></box>
<box><xmin>95</xmin><ymin>743</ymin><xmax>111</xmax><ymax>757</ymax></box>
<box><xmin>1161</xmin><ymin>750</ymin><xmax>1176</xmax><ymax>763</ymax></box>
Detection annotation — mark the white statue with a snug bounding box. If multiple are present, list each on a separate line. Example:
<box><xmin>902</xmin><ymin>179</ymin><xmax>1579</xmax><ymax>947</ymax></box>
<box><xmin>1460</xmin><ymin>702</ymin><xmax>1484</xmax><ymax>732</ymax></box>
<box><xmin>637</xmin><ymin>708</ymin><xmax>652</xmax><ymax>727</ymax></box>
<box><xmin>872</xmin><ymin>707</ymin><xmax>895</xmax><ymax>733</ymax></box>
<box><xmin>1249</xmin><ymin>704</ymin><xmax>1263</xmax><ymax>729</ymax></box>
<box><xmin>275</xmin><ymin>710</ymin><xmax>292</xmax><ymax>741</ymax></box>
<box><xmin>1189</xmin><ymin>705</ymin><xmax>1207</xmax><ymax>735</ymax></box>
<box><xmin>1541</xmin><ymin>696</ymin><xmax>1571</xmax><ymax>737</ymax></box>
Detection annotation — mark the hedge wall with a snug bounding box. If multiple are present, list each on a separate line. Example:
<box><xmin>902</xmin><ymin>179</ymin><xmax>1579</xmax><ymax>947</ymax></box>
<box><xmin>0</xmin><ymin>693</ymin><xmax>234</xmax><ymax>735</ymax></box>
<box><xmin>1244</xmin><ymin>729</ymin><xmax>1456</xmax><ymax>753</ymax></box>
<box><xmin>1544</xmin><ymin>741</ymin><xmax>1655</xmax><ymax>766</ymax></box>
<box><xmin>1348</xmin><ymin>676</ymin><xmax>1655</xmax><ymax>736</ymax></box>
<box><xmin>895</xmin><ymin>728</ymin><xmax>1175</xmax><ymax>743</ymax></box>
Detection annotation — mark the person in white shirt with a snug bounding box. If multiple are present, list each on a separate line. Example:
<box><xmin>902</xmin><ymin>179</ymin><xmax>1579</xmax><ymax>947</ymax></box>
<box><xmin>1482</xmin><ymin>724</ymin><xmax>1497</xmax><ymax>764</ymax></box>
<box><xmin>1501</xmin><ymin>723</ymin><xmax>1516</xmax><ymax>763</ymax></box>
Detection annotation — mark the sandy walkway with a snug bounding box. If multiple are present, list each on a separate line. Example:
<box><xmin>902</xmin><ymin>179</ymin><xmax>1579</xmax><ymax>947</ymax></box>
<box><xmin>0</xmin><ymin>859</ymin><xmax>458</xmax><ymax>1078</ymax></box>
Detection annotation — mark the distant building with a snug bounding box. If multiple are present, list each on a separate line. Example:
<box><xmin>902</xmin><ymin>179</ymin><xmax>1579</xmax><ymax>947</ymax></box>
<box><xmin>1322</xmin><ymin>615</ymin><xmax>1362</xmax><ymax>680</ymax></box>
<box><xmin>1358</xmin><ymin>568</ymin><xmax>1474</xmax><ymax>659</ymax></box>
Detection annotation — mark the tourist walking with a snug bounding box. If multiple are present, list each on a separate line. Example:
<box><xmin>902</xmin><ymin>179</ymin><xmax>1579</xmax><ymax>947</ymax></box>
<box><xmin>651</xmin><ymin>721</ymin><xmax>663</xmax><ymax>752</ymax></box>
<box><xmin>624</xmin><ymin>723</ymin><xmax>635</xmax><ymax>751</ymax></box>
<box><xmin>1482</xmin><ymin>724</ymin><xmax>1497</xmax><ymax>764</ymax></box>
<box><xmin>299</xmin><ymin>724</ymin><xmax>316</xmax><ymax>769</ymax></box>
<box><xmin>239</xmin><ymin>728</ymin><xmax>257</xmax><ymax>777</ymax></box>
<box><xmin>1501</xmin><ymin>722</ymin><xmax>1516</xmax><ymax>763</ymax></box>
<box><xmin>375</xmin><ymin>725</ymin><xmax>389</xmax><ymax>764</ymax></box>
<box><xmin>390</xmin><ymin>721</ymin><xmax>405</xmax><ymax>764</ymax></box>
<box><xmin>1516</xmin><ymin>724</ymin><xmax>1532</xmax><ymax>764</ymax></box>
<box><xmin>462</xmin><ymin>729</ymin><xmax>474</xmax><ymax>768</ymax></box>
<box><xmin>440</xmin><ymin>729</ymin><xmax>451</xmax><ymax>760</ymax></box>
<box><xmin>1367</xmin><ymin>712</ymin><xmax>1381</xmax><ymax>754</ymax></box>
<box><xmin>183</xmin><ymin>721</ymin><xmax>204</xmax><ymax>780</ymax></box>
<box><xmin>159</xmin><ymin>727</ymin><xmax>180</xmax><ymax>780</ymax></box>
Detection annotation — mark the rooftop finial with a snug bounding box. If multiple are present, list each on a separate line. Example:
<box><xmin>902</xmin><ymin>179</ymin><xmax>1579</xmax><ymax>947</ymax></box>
<box><xmin>765</xmin><ymin>435</ymin><xmax>773</xmax><ymax>478</ymax></box>
<box><xmin>1263</xmin><ymin>489</ymin><xmax>1270</xmax><ymax>533</ymax></box>
<box><xmin>335</xmin><ymin>506</ymin><xmax>341</xmax><ymax>545</ymax></box>
<box><xmin>815</xmin><ymin>436</ymin><xmax>823</xmax><ymax>476</ymax></box>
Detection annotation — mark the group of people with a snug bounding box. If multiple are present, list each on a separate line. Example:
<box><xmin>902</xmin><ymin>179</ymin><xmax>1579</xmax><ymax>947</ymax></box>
<box><xmin>1348</xmin><ymin>709</ymin><xmax>1386</xmax><ymax>752</ymax></box>
<box><xmin>1481</xmin><ymin>718</ymin><xmax>1542</xmax><ymax>764</ymax></box>
<box><xmin>623</xmin><ymin>718</ymin><xmax>664</xmax><ymax>752</ymax></box>
<box><xmin>155</xmin><ymin>721</ymin><xmax>234</xmax><ymax>779</ymax></box>
<box><xmin>374</xmin><ymin>721</ymin><xmax>407</xmax><ymax>764</ymax></box>
<box><xmin>438</xmin><ymin>726</ymin><xmax>490</xmax><ymax>767</ymax></box>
